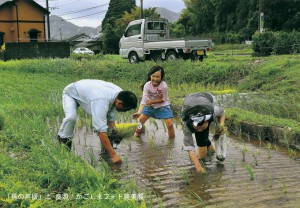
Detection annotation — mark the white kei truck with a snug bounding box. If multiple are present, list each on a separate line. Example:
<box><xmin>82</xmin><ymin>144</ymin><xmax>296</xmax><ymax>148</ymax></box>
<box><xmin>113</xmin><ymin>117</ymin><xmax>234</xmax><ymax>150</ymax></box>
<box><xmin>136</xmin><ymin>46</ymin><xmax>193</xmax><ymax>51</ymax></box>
<box><xmin>119</xmin><ymin>18</ymin><xmax>213</xmax><ymax>63</ymax></box>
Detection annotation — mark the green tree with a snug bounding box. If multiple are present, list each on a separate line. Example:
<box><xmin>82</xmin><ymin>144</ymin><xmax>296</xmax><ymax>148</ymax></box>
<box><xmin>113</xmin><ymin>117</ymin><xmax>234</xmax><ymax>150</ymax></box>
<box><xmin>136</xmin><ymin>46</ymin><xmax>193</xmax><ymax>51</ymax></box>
<box><xmin>173</xmin><ymin>0</ymin><xmax>299</xmax><ymax>43</ymax></box>
<box><xmin>102</xmin><ymin>19</ymin><xmax>120</xmax><ymax>54</ymax></box>
<box><xmin>102</xmin><ymin>0</ymin><xmax>136</xmax><ymax>28</ymax></box>
<box><xmin>102</xmin><ymin>7</ymin><xmax>160</xmax><ymax>54</ymax></box>
<box><xmin>262</xmin><ymin>0</ymin><xmax>300</xmax><ymax>31</ymax></box>
<box><xmin>114</xmin><ymin>7</ymin><xmax>160</xmax><ymax>38</ymax></box>
<box><xmin>101</xmin><ymin>0</ymin><xmax>136</xmax><ymax>53</ymax></box>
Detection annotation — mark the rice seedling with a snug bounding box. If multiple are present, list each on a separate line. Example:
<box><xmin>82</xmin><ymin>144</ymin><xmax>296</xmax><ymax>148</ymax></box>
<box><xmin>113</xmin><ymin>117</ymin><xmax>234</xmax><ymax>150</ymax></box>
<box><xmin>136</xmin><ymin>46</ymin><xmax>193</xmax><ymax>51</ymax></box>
<box><xmin>288</xmin><ymin>148</ymin><xmax>297</xmax><ymax>159</ymax></box>
<box><xmin>243</xmin><ymin>163</ymin><xmax>255</xmax><ymax>180</ymax></box>
<box><xmin>189</xmin><ymin>191</ymin><xmax>206</xmax><ymax>207</ymax></box>
<box><xmin>252</xmin><ymin>151</ymin><xmax>258</xmax><ymax>166</ymax></box>
<box><xmin>283</xmin><ymin>127</ymin><xmax>292</xmax><ymax>148</ymax></box>
<box><xmin>265</xmin><ymin>173</ymin><xmax>273</xmax><ymax>190</ymax></box>
<box><xmin>149</xmin><ymin>159</ymin><xmax>155</xmax><ymax>165</ymax></box>
<box><xmin>179</xmin><ymin>168</ymin><xmax>190</xmax><ymax>185</ymax></box>
<box><xmin>247</xmin><ymin>131</ymin><xmax>251</xmax><ymax>142</ymax></box>
<box><xmin>153</xmin><ymin>177</ymin><xmax>161</xmax><ymax>183</ymax></box>
<box><xmin>265</xmin><ymin>143</ymin><xmax>272</xmax><ymax>159</ymax></box>
<box><xmin>153</xmin><ymin>119</ymin><xmax>159</xmax><ymax>130</ymax></box>
<box><xmin>257</xmin><ymin>131</ymin><xmax>263</xmax><ymax>147</ymax></box>
<box><xmin>123</xmin><ymin>177</ymin><xmax>140</xmax><ymax>195</ymax></box>
<box><xmin>149</xmin><ymin>136</ymin><xmax>156</xmax><ymax>148</ymax></box>
<box><xmin>241</xmin><ymin>144</ymin><xmax>249</xmax><ymax>162</ymax></box>
<box><xmin>128</xmin><ymin>138</ymin><xmax>132</xmax><ymax>151</ymax></box>
<box><xmin>238</xmin><ymin>125</ymin><xmax>243</xmax><ymax>140</ymax></box>
<box><xmin>280</xmin><ymin>178</ymin><xmax>288</xmax><ymax>193</ymax></box>
<box><xmin>87</xmin><ymin>147</ymin><xmax>97</xmax><ymax>167</ymax></box>
<box><xmin>162</xmin><ymin>121</ymin><xmax>167</xmax><ymax>133</ymax></box>
<box><xmin>123</xmin><ymin>155</ymin><xmax>129</xmax><ymax>169</ymax></box>
<box><xmin>231</xmin><ymin>159</ymin><xmax>237</xmax><ymax>172</ymax></box>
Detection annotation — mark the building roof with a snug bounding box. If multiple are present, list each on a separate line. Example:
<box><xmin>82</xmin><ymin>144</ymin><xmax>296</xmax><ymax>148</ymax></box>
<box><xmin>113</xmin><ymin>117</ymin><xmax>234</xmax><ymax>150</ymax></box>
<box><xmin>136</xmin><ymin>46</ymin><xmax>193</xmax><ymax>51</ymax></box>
<box><xmin>0</xmin><ymin>0</ymin><xmax>49</xmax><ymax>14</ymax></box>
<box><xmin>65</xmin><ymin>33</ymin><xmax>91</xmax><ymax>42</ymax></box>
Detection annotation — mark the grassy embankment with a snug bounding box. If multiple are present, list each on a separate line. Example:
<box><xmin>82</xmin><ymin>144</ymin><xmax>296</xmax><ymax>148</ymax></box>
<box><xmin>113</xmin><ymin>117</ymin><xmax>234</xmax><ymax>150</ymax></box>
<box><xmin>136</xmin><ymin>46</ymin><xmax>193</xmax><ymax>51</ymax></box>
<box><xmin>0</xmin><ymin>49</ymin><xmax>299</xmax><ymax>207</ymax></box>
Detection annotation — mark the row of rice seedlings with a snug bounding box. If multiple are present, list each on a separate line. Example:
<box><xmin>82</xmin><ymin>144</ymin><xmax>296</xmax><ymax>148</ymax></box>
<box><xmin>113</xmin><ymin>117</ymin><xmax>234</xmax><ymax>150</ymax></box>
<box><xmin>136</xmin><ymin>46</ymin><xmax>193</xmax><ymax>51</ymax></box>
<box><xmin>220</xmin><ymin>92</ymin><xmax>300</xmax><ymax>123</ymax></box>
<box><xmin>263</xmin><ymin>174</ymin><xmax>288</xmax><ymax>193</ymax></box>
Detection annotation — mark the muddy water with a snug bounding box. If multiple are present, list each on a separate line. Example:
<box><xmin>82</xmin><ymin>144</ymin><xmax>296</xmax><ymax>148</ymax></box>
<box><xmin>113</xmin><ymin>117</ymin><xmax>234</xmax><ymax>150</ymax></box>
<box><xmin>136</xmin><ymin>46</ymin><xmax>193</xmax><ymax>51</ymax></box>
<box><xmin>73</xmin><ymin>119</ymin><xmax>300</xmax><ymax>208</ymax></box>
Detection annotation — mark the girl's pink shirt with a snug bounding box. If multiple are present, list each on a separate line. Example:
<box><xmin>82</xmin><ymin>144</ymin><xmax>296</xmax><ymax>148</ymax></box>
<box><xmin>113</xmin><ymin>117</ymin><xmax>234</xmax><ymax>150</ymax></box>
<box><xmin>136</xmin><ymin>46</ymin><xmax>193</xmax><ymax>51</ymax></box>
<box><xmin>141</xmin><ymin>81</ymin><xmax>170</xmax><ymax>108</ymax></box>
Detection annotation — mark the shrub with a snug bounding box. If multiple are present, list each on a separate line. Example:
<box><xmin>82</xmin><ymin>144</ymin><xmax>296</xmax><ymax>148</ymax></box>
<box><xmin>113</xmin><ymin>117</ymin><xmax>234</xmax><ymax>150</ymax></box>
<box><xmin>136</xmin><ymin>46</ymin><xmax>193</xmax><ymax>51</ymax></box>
<box><xmin>252</xmin><ymin>31</ymin><xmax>275</xmax><ymax>56</ymax></box>
<box><xmin>252</xmin><ymin>31</ymin><xmax>300</xmax><ymax>56</ymax></box>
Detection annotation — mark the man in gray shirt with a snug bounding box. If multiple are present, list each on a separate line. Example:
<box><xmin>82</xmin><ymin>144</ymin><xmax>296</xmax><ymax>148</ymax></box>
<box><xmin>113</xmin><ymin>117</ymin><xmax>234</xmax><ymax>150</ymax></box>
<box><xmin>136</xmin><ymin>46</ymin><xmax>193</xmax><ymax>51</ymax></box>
<box><xmin>182</xmin><ymin>92</ymin><xmax>226</xmax><ymax>173</ymax></box>
<box><xmin>57</xmin><ymin>79</ymin><xmax>138</xmax><ymax>164</ymax></box>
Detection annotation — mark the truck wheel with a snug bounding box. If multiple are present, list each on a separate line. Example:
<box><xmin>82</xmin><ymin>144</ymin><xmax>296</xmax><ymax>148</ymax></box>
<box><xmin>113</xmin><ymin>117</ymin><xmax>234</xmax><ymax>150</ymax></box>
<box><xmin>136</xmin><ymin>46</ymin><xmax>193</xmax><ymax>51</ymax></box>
<box><xmin>128</xmin><ymin>52</ymin><xmax>139</xmax><ymax>64</ymax></box>
<box><xmin>192</xmin><ymin>55</ymin><xmax>204</xmax><ymax>62</ymax></box>
<box><xmin>166</xmin><ymin>51</ymin><xmax>177</xmax><ymax>61</ymax></box>
<box><xmin>151</xmin><ymin>53</ymin><xmax>162</xmax><ymax>62</ymax></box>
<box><xmin>199</xmin><ymin>55</ymin><xmax>204</xmax><ymax>62</ymax></box>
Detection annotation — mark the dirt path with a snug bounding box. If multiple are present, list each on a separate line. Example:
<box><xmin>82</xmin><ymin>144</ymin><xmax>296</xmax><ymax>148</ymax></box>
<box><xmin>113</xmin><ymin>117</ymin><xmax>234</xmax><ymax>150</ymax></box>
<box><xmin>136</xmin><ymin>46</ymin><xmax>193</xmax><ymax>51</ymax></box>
<box><xmin>74</xmin><ymin>120</ymin><xmax>300</xmax><ymax>208</ymax></box>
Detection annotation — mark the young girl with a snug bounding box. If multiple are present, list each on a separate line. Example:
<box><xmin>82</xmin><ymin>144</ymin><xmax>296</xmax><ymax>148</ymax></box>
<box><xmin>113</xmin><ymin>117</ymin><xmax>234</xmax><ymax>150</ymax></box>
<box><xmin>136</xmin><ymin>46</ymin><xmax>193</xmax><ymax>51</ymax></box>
<box><xmin>132</xmin><ymin>65</ymin><xmax>175</xmax><ymax>139</ymax></box>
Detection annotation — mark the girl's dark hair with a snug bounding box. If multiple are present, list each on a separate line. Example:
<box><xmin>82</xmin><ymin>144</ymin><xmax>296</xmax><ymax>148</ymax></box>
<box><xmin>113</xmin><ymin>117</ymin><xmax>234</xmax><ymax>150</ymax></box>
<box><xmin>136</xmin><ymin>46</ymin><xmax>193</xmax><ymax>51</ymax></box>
<box><xmin>140</xmin><ymin>65</ymin><xmax>165</xmax><ymax>91</ymax></box>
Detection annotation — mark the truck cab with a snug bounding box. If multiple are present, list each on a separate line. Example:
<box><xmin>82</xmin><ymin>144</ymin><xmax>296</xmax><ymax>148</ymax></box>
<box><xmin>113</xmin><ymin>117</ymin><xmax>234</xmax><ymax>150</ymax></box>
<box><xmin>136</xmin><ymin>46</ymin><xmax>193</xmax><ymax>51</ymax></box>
<box><xmin>120</xmin><ymin>18</ymin><xmax>169</xmax><ymax>63</ymax></box>
<box><xmin>119</xmin><ymin>18</ymin><xmax>213</xmax><ymax>63</ymax></box>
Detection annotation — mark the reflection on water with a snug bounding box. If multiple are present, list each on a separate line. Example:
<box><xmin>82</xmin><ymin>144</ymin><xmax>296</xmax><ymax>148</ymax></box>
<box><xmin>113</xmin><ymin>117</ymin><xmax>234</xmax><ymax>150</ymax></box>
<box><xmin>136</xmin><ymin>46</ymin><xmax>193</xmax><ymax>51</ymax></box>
<box><xmin>73</xmin><ymin>119</ymin><xmax>300</xmax><ymax>208</ymax></box>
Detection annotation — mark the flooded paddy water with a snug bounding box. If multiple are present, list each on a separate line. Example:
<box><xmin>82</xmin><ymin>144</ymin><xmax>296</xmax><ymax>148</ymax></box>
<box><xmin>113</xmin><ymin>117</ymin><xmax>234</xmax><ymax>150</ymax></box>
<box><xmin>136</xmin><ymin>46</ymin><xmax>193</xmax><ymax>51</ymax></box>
<box><xmin>73</xmin><ymin>119</ymin><xmax>300</xmax><ymax>208</ymax></box>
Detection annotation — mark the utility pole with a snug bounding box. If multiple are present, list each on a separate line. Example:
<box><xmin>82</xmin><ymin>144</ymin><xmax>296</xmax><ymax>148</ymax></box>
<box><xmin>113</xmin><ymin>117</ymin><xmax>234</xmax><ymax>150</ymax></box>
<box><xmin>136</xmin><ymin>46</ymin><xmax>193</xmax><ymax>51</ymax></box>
<box><xmin>259</xmin><ymin>0</ymin><xmax>264</xmax><ymax>33</ymax></box>
<box><xmin>59</xmin><ymin>28</ymin><xmax>62</xmax><ymax>41</ymax></box>
<box><xmin>46</xmin><ymin>0</ymin><xmax>51</xmax><ymax>41</ymax></box>
<box><xmin>140</xmin><ymin>0</ymin><xmax>143</xmax><ymax>19</ymax></box>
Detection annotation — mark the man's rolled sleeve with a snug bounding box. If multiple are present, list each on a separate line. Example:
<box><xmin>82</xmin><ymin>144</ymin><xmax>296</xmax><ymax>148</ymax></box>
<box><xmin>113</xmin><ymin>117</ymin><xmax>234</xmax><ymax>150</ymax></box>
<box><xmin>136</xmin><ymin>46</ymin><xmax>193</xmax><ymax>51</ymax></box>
<box><xmin>182</xmin><ymin>122</ymin><xmax>196</xmax><ymax>151</ymax></box>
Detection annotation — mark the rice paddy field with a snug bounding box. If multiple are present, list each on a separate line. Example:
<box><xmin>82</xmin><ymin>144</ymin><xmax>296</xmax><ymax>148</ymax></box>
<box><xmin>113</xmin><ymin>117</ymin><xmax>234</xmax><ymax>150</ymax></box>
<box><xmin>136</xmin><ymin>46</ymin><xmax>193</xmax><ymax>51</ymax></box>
<box><xmin>0</xmin><ymin>51</ymin><xmax>299</xmax><ymax>207</ymax></box>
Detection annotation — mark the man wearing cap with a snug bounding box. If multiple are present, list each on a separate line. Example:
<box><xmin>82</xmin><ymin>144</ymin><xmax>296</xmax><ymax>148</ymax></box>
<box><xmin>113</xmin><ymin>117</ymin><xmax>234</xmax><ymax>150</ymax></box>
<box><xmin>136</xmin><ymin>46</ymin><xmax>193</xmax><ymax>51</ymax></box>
<box><xmin>181</xmin><ymin>92</ymin><xmax>226</xmax><ymax>173</ymax></box>
<box><xmin>57</xmin><ymin>79</ymin><xmax>138</xmax><ymax>164</ymax></box>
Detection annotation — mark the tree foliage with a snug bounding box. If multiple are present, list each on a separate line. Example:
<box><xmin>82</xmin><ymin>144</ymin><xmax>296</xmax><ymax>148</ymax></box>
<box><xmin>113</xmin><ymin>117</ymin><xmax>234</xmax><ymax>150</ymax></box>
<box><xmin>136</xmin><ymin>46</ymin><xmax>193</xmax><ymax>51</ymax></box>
<box><xmin>101</xmin><ymin>0</ymin><xmax>299</xmax><ymax>53</ymax></box>
<box><xmin>174</xmin><ymin>0</ymin><xmax>300</xmax><ymax>42</ymax></box>
<box><xmin>101</xmin><ymin>0</ymin><xmax>136</xmax><ymax>53</ymax></box>
<box><xmin>102</xmin><ymin>5</ymin><xmax>160</xmax><ymax>54</ymax></box>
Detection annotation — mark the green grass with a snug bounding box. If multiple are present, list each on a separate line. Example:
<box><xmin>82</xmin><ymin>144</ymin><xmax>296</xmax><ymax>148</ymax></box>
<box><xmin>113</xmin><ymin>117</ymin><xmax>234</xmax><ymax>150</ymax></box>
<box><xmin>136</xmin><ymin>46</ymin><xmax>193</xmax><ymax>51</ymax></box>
<box><xmin>0</xmin><ymin>51</ymin><xmax>299</xmax><ymax>207</ymax></box>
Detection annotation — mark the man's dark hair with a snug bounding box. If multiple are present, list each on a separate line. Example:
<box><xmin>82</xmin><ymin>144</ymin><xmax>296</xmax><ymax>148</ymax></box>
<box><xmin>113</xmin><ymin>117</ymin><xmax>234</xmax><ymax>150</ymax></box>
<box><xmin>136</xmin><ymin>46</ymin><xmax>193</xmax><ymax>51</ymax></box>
<box><xmin>117</xmin><ymin>91</ymin><xmax>138</xmax><ymax>110</ymax></box>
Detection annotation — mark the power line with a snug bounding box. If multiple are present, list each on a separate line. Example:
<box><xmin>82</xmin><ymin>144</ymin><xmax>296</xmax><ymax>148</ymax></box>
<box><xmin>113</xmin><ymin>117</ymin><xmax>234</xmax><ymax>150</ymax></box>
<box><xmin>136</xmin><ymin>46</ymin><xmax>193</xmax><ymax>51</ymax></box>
<box><xmin>59</xmin><ymin>3</ymin><xmax>108</xmax><ymax>16</ymax></box>
<box><xmin>37</xmin><ymin>0</ymin><xmax>132</xmax><ymax>26</ymax></box>
<box><xmin>64</xmin><ymin>9</ymin><xmax>108</xmax><ymax>21</ymax></box>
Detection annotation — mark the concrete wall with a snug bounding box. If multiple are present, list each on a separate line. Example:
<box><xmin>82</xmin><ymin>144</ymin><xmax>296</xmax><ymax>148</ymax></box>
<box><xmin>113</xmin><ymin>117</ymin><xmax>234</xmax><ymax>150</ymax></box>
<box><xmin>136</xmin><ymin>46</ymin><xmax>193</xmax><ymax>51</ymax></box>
<box><xmin>3</xmin><ymin>42</ymin><xmax>70</xmax><ymax>61</ymax></box>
